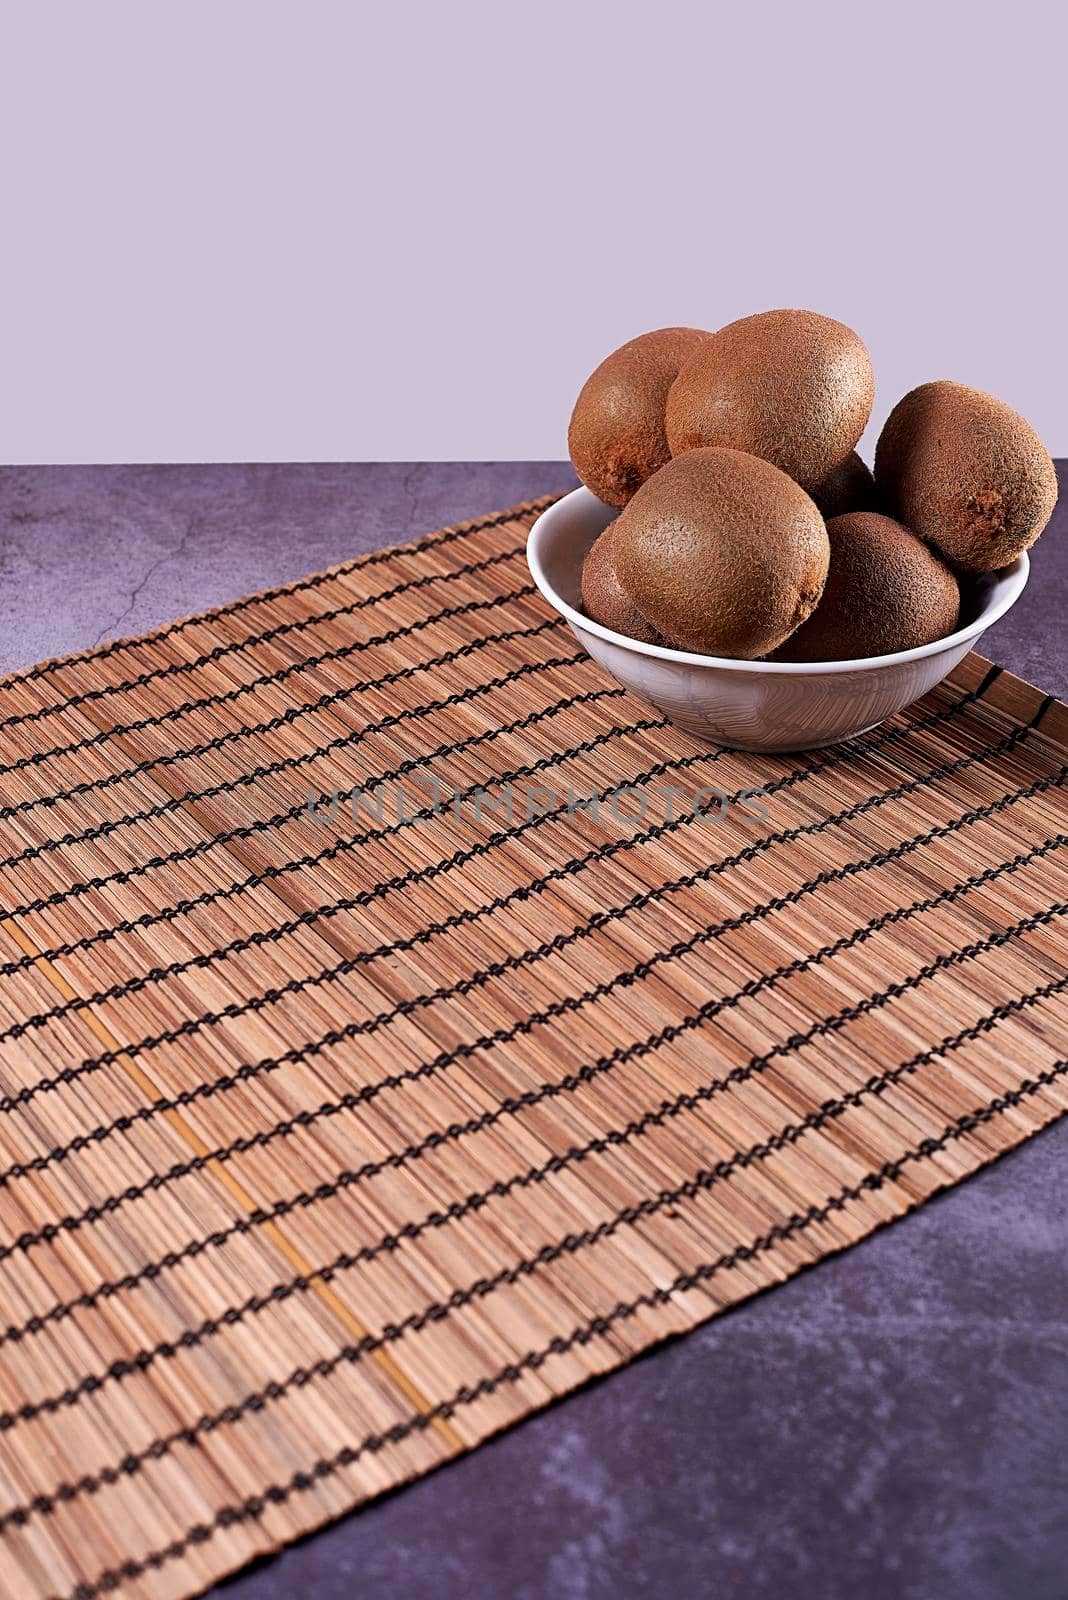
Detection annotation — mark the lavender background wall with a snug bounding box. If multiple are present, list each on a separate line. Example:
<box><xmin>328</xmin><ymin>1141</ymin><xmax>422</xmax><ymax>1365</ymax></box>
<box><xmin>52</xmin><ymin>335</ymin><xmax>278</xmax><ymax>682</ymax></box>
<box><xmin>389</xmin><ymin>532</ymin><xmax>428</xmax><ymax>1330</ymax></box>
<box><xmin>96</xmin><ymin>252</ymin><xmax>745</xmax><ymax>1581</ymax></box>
<box><xmin>0</xmin><ymin>1</ymin><xmax>1063</xmax><ymax>466</ymax></box>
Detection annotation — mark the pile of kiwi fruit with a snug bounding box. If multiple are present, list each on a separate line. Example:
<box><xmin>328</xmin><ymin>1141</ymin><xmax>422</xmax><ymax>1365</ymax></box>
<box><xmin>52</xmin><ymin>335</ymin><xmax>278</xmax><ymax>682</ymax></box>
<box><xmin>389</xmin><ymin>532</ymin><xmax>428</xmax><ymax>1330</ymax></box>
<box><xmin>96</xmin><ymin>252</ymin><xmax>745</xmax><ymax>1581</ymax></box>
<box><xmin>570</xmin><ymin>311</ymin><xmax>1058</xmax><ymax>662</ymax></box>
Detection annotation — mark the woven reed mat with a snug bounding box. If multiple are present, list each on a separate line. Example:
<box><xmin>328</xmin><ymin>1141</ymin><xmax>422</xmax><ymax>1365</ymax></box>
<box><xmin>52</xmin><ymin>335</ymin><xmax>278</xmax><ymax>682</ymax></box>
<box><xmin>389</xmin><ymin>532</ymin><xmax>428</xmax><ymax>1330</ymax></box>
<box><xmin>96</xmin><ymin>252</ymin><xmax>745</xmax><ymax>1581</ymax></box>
<box><xmin>0</xmin><ymin>493</ymin><xmax>1066</xmax><ymax>1600</ymax></box>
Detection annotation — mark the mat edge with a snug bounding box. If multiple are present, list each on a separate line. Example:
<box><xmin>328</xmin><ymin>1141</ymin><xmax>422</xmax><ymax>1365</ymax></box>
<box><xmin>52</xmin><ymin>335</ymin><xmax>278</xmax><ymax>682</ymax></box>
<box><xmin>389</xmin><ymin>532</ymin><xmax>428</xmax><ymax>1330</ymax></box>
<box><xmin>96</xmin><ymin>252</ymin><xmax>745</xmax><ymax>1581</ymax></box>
<box><xmin>0</xmin><ymin>493</ymin><xmax>559</xmax><ymax>694</ymax></box>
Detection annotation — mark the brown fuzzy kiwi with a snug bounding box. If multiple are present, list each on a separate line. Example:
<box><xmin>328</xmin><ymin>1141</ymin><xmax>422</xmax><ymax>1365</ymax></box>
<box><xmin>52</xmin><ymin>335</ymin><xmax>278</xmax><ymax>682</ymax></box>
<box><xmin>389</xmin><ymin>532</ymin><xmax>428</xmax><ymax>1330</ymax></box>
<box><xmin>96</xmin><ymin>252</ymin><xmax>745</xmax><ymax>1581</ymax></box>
<box><xmin>580</xmin><ymin>524</ymin><xmax>662</xmax><ymax>643</ymax></box>
<box><xmin>665</xmin><ymin>309</ymin><xmax>874</xmax><ymax>492</ymax></box>
<box><xmin>810</xmin><ymin>451</ymin><xmax>878</xmax><ymax>518</ymax></box>
<box><xmin>773</xmin><ymin>511</ymin><xmax>960</xmax><ymax>663</ymax></box>
<box><xmin>611</xmin><ymin>447</ymin><xmax>830</xmax><ymax>658</ymax></box>
<box><xmin>568</xmin><ymin>327</ymin><xmax>710</xmax><ymax>507</ymax></box>
<box><xmin>874</xmin><ymin>380</ymin><xmax>1057</xmax><ymax>574</ymax></box>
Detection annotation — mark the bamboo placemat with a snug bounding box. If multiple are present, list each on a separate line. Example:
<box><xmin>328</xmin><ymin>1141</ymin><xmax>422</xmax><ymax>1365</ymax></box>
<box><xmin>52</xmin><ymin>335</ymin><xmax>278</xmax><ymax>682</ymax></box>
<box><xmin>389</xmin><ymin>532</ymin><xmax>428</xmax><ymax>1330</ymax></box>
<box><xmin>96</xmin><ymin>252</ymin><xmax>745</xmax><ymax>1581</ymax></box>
<box><xmin>0</xmin><ymin>493</ymin><xmax>1066</xmax><ymax>1600</ymax></box>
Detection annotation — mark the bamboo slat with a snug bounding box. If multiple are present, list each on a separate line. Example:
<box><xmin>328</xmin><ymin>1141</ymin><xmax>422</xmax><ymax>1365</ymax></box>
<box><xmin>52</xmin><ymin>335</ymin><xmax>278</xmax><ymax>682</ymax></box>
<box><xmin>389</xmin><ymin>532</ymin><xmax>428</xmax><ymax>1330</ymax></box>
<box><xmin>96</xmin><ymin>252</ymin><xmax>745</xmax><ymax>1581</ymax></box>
<box><xmin>0</xmin><ymin>493</ymin><xmax>1065</xmax><ymax>1600</ymax></box>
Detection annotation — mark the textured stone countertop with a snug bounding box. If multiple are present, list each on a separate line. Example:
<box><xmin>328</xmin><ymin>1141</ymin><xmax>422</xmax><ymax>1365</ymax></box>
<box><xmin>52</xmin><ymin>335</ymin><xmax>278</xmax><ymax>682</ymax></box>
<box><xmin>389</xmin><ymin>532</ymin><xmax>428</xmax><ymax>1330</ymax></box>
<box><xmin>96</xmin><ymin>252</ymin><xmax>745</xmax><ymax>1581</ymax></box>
<box><xmin>1</xmin><ymin>463</ymin><xmax>1066</xmax><ymax>1600</ymax></box>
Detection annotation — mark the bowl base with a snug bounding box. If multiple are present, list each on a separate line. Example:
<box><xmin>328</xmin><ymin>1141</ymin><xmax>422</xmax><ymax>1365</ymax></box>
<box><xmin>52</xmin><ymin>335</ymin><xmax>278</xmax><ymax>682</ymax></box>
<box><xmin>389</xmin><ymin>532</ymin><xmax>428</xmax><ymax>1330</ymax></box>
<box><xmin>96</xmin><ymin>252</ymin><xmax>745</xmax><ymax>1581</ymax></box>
<box><xmin>652</xmin><ymin>712</ymin><xmax>887</xmax><ymax>754</ymax></box>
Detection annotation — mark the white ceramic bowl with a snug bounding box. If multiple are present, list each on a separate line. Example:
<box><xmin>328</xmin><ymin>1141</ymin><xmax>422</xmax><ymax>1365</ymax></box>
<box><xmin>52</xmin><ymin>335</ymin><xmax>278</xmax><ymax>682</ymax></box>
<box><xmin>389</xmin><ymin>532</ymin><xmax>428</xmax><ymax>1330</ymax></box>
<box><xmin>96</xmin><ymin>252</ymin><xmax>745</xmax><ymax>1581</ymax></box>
<box><xmin>527</xmin><ymin>486</ymin><xmax>1029</xmax><ymax>752</ymax></box>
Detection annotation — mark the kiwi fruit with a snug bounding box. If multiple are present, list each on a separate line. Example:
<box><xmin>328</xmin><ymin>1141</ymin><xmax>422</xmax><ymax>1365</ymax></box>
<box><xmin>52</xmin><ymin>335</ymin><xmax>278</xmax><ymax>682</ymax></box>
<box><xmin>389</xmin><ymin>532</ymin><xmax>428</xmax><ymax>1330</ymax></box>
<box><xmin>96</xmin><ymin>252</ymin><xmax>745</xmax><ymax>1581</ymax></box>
<box><xmin>568</xmin><ymin>327</ymin><xmax>710</xmax><ymax>507</ymax></box>
<box><xmin>774</xmin><ymin>511</ymin><xmax>960</xmax><ymax>662</ymax></box>
<box><xmin>810</xmin><ymin>450</ymin><xmax>877</xmax><ymax>519</ymax></box>
<box><xmin>874</xmin><ymin>380</ymin><xmax>1057</xmax><ymax>574</ymax></box>
<box><xmin>664</xmin><ymin>309</ymin><xmax>874</xmax><ymax>492</ymax></box>
<box><xmin>580</xmin><ymin>523</ymin><xmax>661</xmax><ymax>643</ymax></box>
<box><xmin>611</xmin><ymin>447</ymin><xmax>830</xmax><ymax>658</ymax></box>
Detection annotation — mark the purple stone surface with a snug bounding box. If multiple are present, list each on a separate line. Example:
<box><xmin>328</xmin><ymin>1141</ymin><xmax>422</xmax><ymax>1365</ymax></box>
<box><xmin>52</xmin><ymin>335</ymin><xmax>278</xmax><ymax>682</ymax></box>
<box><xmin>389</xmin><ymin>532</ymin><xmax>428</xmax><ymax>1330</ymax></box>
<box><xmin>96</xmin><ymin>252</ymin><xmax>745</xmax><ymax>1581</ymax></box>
<box><xmin>1</xmin><ymin>463</ymin><xmax>1066</xmax><ymax>1600</ymax></box>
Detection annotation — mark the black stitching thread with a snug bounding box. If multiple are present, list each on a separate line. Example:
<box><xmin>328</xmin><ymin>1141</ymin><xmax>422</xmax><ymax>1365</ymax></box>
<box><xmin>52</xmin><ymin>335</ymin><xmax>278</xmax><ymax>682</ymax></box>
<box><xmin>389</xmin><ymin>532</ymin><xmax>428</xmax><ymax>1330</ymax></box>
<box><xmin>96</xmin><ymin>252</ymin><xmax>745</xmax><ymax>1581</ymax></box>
<box><xmin>0</xmin><ymin>575</ymin><xmax>549</xmax><ymax>782</ymax></box>
<box><xmin>0</xmin><ymin>699</ymin><xmax>675</xmax><ymax>1053</ymax></box>
<box><xmin>3</xmin><ymin>756</ymin><xmax>1061</xmax><ymax>1198</ymax></box>
<box><xmin>0</xmin><ymin>618</ymin><xmax>588</xmax><ymax>938</ymax></box>
<box><xmin>0</xmin><ymin>581</ymin><xmax>575</xmax><ymax>871</ymax></box>
<box><xmin>1</xmin><ymin>497</ymin><xmax>553</xmax><ymax>696</ymax></box>
<box><xmin>0</xmin><ymin>646</ymin><xmax>613</xmax><ymax>992</ymax></box>
<box><xmin>0</xmin><ymin>681</ymin><xmax>637</xmax><ymax>1004</ymax></box>
<box><xmin>2</xmin><ymin>858</ymin><xmax>1061</xmax><ymax>1269</ymax></box>
<box><xmin>0</xmin><ymin>567</ymin><xmax>543</xmax><ymax>834</ymax></box>
<box><xmin>66</xmin><ymin>748</ymin><xmax>1065</xmax><ymax>1088</ymax></box>
<box><xmin>0</xmin><ymin>665</ymin><xmax>1004</xmax><ymax>995</ymax></box>
<box><xmin>1</xmin><ymin>837</ymin><xmax>1062</xmax><ymax>1444</ymax></box>
<box><xmin>0</xmin><ymin>595</ymin><xmax>578</xmax><ymax>842</ymax></box>
<box><xmin>0</xmin><ymin>544</ymin><xmax>537</xmax><ymax>740</ymax></box>
<box><xmin>0</xmin><ymin>666</ymin><xmax>1006</xmax><ymax>1047</ymax></box>
<box><xmin>2</xmin><ymin>753</ymin><xmax>1053</xmax><ymax>1347</ymax></box>
<box><xmin>27</xmin><ymin>1057</ymin><xmax>1068</xmax><ymax>1595</ymax></box>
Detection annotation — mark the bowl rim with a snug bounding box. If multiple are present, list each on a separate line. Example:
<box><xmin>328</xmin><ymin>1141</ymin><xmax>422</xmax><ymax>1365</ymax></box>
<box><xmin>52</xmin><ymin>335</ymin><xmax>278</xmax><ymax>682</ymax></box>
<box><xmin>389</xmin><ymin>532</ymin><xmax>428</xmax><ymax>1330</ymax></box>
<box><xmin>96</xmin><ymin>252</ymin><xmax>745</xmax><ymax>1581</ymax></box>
<box><xmin>526</xmin><ymin>486</ymin><xmax>1030</xmax><ymax>677</ymax></box>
